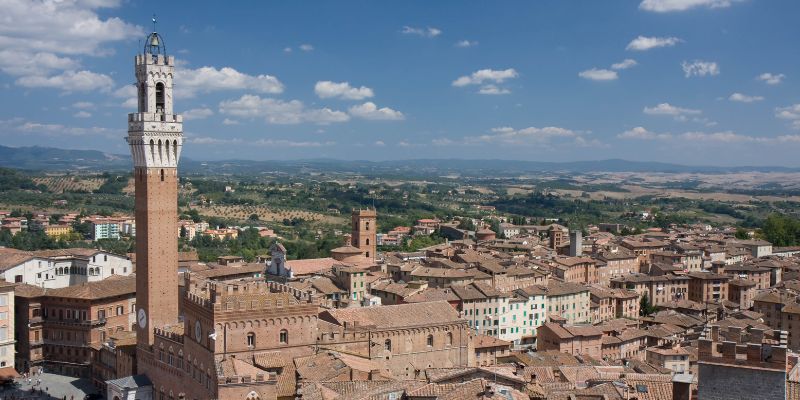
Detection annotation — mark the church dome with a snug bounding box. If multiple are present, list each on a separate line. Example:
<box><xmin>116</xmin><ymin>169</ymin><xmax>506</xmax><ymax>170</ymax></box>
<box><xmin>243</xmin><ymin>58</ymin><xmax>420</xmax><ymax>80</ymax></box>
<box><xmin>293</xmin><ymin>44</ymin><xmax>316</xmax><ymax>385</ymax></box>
<box><xmin>144</xmin><ymin>32</ymin><xmax>166</xmax><ymax>55</ymax></box>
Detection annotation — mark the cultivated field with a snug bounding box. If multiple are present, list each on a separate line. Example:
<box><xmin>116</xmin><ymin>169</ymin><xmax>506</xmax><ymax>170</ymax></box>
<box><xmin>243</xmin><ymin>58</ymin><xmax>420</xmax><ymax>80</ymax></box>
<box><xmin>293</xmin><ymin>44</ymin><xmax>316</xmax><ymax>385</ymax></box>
<box><xmin>34</xmin><ymin>176</ymin><xmax>105</xmax><ymax>193</ymax></box>
<box><xmin>196</xmin><ymin>205</ymin><xmax>345</xmax><ymax>224</ymax></box>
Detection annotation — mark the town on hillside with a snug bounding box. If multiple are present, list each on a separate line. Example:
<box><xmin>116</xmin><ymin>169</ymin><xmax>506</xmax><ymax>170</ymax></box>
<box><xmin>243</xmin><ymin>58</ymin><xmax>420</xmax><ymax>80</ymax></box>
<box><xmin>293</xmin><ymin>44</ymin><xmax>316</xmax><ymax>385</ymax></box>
<box><xmin>3</xmin><ymin>3</ymin><xmax>800</xmax><ymax>400</ymax></box>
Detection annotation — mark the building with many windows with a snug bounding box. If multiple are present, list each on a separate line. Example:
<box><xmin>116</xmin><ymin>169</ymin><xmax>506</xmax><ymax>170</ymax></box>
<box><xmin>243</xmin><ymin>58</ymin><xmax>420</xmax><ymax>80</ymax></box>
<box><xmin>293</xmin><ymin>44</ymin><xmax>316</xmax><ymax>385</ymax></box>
<box><xmin>0</xmin><ymin>248</ymin><xmax>131</xmax><ymax>288</ymax></box>
<box><xmin>0</xmin><ymin>282</ymin><xmax>15</xmax><ymax>378</ymax></box>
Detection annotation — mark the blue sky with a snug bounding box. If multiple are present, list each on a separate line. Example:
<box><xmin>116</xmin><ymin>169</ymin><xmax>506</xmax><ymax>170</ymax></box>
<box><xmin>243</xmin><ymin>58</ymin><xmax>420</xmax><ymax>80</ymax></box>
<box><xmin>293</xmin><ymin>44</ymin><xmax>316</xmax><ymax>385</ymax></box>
<box><xmin>1</xmin><ymin>0</ymin><xmax>799</xmax><ymax>166</ymax></box>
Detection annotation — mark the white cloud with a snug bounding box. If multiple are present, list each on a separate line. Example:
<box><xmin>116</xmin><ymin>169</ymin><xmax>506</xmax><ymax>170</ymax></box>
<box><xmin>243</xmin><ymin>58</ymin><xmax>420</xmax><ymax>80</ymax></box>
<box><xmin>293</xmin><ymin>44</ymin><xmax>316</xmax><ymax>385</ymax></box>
<box><xmin>188</xmin><ymin>136</ymin><xmax>243</xmax><ymax>145</ymax></box>
<box><xmin>72</xmin><ymin>101</ymin><xmax>94</xmax><ymax>109</ymax></box>
<box><xmin>0</xmin><ymin>50</ymin><xmax>79</xmax><ymax>76</ymax></box>
<box><xmin>617</xmin><ymin>126</ymin><xmax>792</xmax><ymax>144</ymax></box>
<box><xmin>182</xmin><ymin>107</ymin><xmax>214</xmax><ymax>120</ymax></box>
<box><xmin>579</xmin><ymin>68</ymin><xmax>618</xmax><ymax>81</ymax></box>
<box><xmin>0</xmin><ymin>0</ymin><xmax>142</xmax><ymax>93</ymax></box>
<box><xmin>639</xmin><ymin>0</ymin><xmax>741</xmax><ymax>12</ymax></box>
<box><xmin>757</xmin><ymin>72</ymin><xmax>785</xmax><ymax>85</ymax></box>
<box><xmin>219</xmin><ymin>94</ymin><xmax>350</xmax><ymax>125</ymax></box>
<box><xmin>611</xmin><ymin>59</ymin><xmax>638</xmax><ymax>70</ymax></box>
<box><xmin>253</xmin><ymin>139</ymin><xmax>335</xmax><ymax>147</ymax></box>
<box><xmin>112</xmin><ymin>85</ymin><xmax>137</xmax><ymax>108</ymax></box>
<box><xmin>729</xmin><ymin>93</ymin><xmax>764</xmax><ymax>103</ymax></box>
<box><xmin>776</xmin><ymin>104</ymin><xmax>800</xmax><ymax>130</ymax></box>
<box><xmin>681</xmin><ymin>60</ymin><xmax>719</xmax><ymax>77</ymax></box>
<box><xmin>0</xmin><ymin>118</ymin><xmax>116</xmax><ymax>137</ymax></box>
<box><xmin>777</xmin><ymin>135</ymin><xmax>800</xmax><ymax>142</ymax></box>
<box><xmin>374</xmin><ymin>140</ymin><xmax>386</xmax><ymax>146</ymax></box>
<box><xmin>121</xmin><ymin>97</ymin><xmax>137</xmax><ymax>109</ymax></box>
<box><xmin>432</xmin><ymin>138</ymin><xmax>455</xmax><ymax>146</ymax></box>
<box><xmin>776</xmin><ymin>104</ymin><xmax>800</xmax><ymax>120</ymax></box>
<box><xmin>314</xmin><ymin>81</ymin><xmax>374</xmax><ymax>100</ymax></box>
<box><xmin>176</xmin><ymin>66</ymin><xmax>284</xmax><ymax>98</ymax></box>
<box><xmin>222</xmin><ymin>118</ymin><xmax>239</xmax><ymax>125</ymax></box>
<box><xmin>401</xmin><ymin>26</ymin><xmax>442</xmax><ymax>38</ymax></box>
<box><xmin>626</xmin><ymin>36</ymin><xmax>682</xmax><ymax>51</ymax></box>
<box><xmin>453</xmin><ymin>68</ymin><xmax>518</xmax><ymax>87</ymax></box>
<box><xmin>73</xmin><ymin>111</ymin><xmax>91</xmax><ymax>118</ymax></box>
<box><xmin>283</xmin><ymin>47</ymin><xmax>292</xmax><ymax>53</ymax></box>
<box><xmin>469</xmin><ymin>126</ymin><xmax>578</xmax><ymax>145</ymax></box>
<box><xmin>455</xmin><ymin>40</ymin><xmax>478</xmax><ymax>48</ymax></box>
<box><xmin>16</xmin><ymin>70</ymin><xmax>114</xmax><ymax>92</ymax></box>
<box><xmin>679</xmin><ymin>131</ymin><xmax>764</xmax><ymax>143</ymax></box>
<box><xmin>348</xmin><ymin>102</ymin><xmax>405</xmax><ymax>121</ymax></box>
<box><xmin>0</xmin><ymin>0</ymin><xmax>142</xmax><ymax>57</ymax></box>
<box><xmin>644</xmin><ymin>102</ymin><xmax>701</xmax><ymax>117</ymax></box>
<box><xmin>299</xmin><ymin>44</ymin><xmax>314</xmax><ymax>52</ymax></box>
<box><xmin>477</xmin><ymin>85</ymin><xmax>511</xmax><ymax>95</ymax></box>
<box><xmin>617</xmin><ymin>127</ymin><xmax>672</xmax><ymax>140</ymax></box>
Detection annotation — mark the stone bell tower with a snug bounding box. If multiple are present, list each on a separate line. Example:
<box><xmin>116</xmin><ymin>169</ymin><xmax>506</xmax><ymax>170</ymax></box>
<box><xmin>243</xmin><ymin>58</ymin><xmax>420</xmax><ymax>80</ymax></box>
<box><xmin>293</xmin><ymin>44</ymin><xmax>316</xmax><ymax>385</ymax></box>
<box><xmin>126</xmin><ymin>30</ymin><xmax>182</xmax><ymax>349</ymax></box>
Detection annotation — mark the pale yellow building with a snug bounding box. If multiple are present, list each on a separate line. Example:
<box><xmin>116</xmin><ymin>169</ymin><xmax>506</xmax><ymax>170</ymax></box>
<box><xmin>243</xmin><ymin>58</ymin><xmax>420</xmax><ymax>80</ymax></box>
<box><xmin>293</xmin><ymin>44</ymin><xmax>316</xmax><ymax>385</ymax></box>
<box><xmin>44</xmin><ymin>224</ymin><xmax>73</xmax><ymax>238</ymax></box>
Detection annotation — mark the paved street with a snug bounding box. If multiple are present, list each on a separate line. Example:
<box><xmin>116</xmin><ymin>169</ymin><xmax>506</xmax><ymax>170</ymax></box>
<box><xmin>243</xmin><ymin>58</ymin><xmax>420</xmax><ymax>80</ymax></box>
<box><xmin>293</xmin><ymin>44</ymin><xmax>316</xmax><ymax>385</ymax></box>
<box><xmin>0</xmin><ymin>372</ymin><xmax>102</xmax><ymax>400</ymax></box>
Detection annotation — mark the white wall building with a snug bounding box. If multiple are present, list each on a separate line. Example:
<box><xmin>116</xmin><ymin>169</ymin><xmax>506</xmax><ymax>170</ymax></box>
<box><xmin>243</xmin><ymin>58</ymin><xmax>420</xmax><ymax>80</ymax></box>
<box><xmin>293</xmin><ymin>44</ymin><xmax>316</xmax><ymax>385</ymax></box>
<box><xmin>0</xmin><ymin>249</ymin><xmax>132</xmax><ymax>289</ymax></box>
<box><xmin>0</xmin><ymin>283</ymin><xmax>14</xmax><ymax>373</ymax></box>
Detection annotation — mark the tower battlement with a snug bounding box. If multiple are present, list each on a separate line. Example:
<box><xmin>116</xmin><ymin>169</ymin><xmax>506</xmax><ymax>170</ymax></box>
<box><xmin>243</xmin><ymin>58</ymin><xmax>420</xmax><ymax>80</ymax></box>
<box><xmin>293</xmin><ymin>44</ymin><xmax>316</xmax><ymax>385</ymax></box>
<box><xmin>135</xmin><ymin>53</ymin><xmax>175</xmax><ymax>66</ymax></box>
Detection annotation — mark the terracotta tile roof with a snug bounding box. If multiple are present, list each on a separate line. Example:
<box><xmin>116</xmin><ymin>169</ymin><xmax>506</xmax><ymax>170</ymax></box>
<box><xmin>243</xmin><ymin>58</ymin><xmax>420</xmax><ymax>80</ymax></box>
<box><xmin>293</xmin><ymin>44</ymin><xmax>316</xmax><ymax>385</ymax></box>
<box><xmin>12</xmin><ymin>283</ymin><xmax>45</xmax><ymax>298</ymax></box>
<box><xmin>276</xmin><ymin>365</ymin><xmax>296</xmax><ymax>397</ymax></box>
<box><xmin>217</xmin><ymin>357</ymin><xmax>265</xmax><ymax>378</ymax></box>
<box><xmin>558</xmin><ymin>366</ymin><xmax>601</xmax><ymax>384</ymax></box>
<box><xmin>323</xmin><ymin>300</ymin><xmax>461</xmax><ymax>330</ymax></box>
<box><xmin>46</xmin><ymin>274</ymin><xmax>136</xmax><ymax>299</ymax></box>
<box><xmin>451</xmin><ymin>282</ymin><xmax>504</xmax><ymax>300</ymax></box>
<box><xmin>310</xmin><ymin>380</ymin><xmax>426</xmax><ymax>400</ymax></box>
<box><xmin>253</xmin><ymin>351</ymin><xmax>290</xmax><ymax>369</ymax></box>
<box><xmin>194</xmin><ymin>263</ymin><xmax>264</xmax><ymax>279</ymax></box>
<box><xmin>403</xmin><ymin>287</ymin><xmax>460</xmax><ymax>303</ymax></box>
<box><xmin>309</xmin><ymin>276</ymin><xmax>346</xmax><ymax>295</ymax></box>
<box><xmin>545</xmin><ymin>281</ymin><xmax>590</xmax><ymax>297</ymax></box>
<box><xmin>286</xmin><ymin>257</ymin><xmax>337</xmax><ymax>275</ymax></box>
<box><xmin>472</xmin><ymin>334</ymin><xmax>511</xmax><ymax>349</ymax></box>
<box><xmin>0</xmin><ymin>252</ymin><xmax>35</xmax><ymax>271</ymax></box>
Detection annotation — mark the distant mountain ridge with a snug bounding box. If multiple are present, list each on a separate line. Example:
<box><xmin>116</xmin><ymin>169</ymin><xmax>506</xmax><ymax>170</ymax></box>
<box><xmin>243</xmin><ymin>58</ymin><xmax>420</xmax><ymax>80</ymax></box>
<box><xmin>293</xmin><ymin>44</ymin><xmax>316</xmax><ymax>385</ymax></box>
<box><xmin>1</xmin><ymin>144</ymin><xmax>798</xmax><ymax>175</ymax></box>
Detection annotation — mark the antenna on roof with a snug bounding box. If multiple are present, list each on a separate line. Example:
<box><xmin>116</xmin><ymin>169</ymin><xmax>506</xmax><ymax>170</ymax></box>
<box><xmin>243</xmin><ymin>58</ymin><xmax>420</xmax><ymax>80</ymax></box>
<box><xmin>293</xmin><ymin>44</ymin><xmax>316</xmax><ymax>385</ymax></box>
<box><xmin>152</xmin><ymin>14</ymin><xmax>157</xmax><ymax>32</ymax></box>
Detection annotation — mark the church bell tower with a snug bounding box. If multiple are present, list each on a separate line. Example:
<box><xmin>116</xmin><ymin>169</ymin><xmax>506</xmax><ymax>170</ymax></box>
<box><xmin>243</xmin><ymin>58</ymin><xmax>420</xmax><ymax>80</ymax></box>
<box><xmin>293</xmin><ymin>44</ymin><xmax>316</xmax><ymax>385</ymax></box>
<box><xmin>126</xmin><ymin>30</ymin><xmax>182</xmax><ymax>349</ymax></box>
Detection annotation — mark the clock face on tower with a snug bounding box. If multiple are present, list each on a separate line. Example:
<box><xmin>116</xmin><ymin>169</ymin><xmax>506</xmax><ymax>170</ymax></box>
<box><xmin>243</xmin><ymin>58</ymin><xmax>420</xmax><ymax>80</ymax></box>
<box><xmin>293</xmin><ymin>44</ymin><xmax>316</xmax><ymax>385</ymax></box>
<box><xmin>195</xmin><ymin>320</ymin><xmax>202</xmax><ymax>342</ymax></box>
<box><xmin>138</xmin><ymin>309</ymin><xmax>147</xmax><ymax>329</ymax></box>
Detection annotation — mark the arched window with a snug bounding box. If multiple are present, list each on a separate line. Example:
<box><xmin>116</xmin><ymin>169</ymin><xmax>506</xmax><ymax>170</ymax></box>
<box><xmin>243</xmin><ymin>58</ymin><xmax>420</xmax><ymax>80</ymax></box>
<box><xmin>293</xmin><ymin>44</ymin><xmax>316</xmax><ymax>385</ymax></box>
<box><xmin>446</xmin><ymin>332</ymin><xmax>453</xmax><ymax>346</ymax></box>
<box><xmin>365</xmin><ymin>221</ymin><xmax>370</xmax><ymax>231</ymax></box>
<box><xmin>155</xmin><ymin>82</ymin><xmax>165</xmax><ymax>112</ymax></box>
<box><xmin>160</xmin><ymin>169</ymin><xmax>165</xmax><ymax>181</ymax></box>
<box><xmin>247</xmin><ymin>332</ymin><xmax>255</xmax><ymax>348</ymax></box>
<box><xmin>279</xmin><ymin>329</ymin><xmax>288</xmax><ymax>344</ymax></box>
<box><xmin>366</xmin><ymin>238</ymin><xmax>370</xmax><ymax>245</ymax></box>
<box><xmin>426</xmin><ymin>334</ymin><xmax>433</xmax><ymax>347</ymax></box>
<box><xmin>384</xmin><ymin>339</ymin><xmax>392</xmax><ymax>352</ymax></box>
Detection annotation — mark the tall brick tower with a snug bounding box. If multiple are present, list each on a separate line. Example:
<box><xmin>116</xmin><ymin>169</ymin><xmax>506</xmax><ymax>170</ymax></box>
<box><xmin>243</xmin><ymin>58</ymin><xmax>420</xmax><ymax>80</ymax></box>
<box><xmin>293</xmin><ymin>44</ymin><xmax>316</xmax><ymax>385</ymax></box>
<box><xmin>351</xmin><ymin>209</ymin><xmax>377</xmax><ymax>262</ymax></box>
<box><xmin>126</xmin><ymin>30</ymin><xmax>182</xmax><ymax>349</ymax></box>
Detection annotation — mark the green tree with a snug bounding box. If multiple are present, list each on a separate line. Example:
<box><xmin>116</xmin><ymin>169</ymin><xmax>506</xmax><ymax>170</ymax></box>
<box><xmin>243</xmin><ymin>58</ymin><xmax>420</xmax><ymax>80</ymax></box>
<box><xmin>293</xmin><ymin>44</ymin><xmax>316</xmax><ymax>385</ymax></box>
<box><xmin>761</xmin><ymin>213</ymin><xmax>800</xmax><ymax>246</ymax></box>
<box><xmin>734</xmin><ymin>227</ymin><xmax>750</xmax><ymax>240</ymax></box>
<box><xmin>639</xmin><ymin>292</ymin><xmax>657</xmax><ymax>316</ymax></box>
